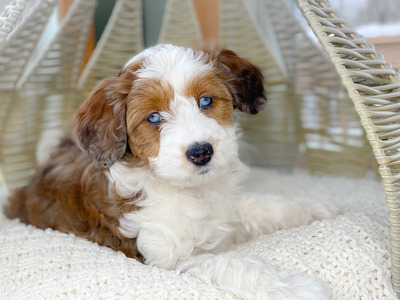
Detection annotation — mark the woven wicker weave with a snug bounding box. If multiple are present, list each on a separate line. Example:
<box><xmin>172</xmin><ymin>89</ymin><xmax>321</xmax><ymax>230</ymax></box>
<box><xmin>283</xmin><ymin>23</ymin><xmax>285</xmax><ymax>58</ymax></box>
<box><xmin>0</xmin><ymin>0</ymin><xmax>56</xmax><ymax>89</ymax></box>
<box><xmin>78</xmin><ymin>0</ymin><xmax>143</xmax><ymax>95</ymax></box>
<box><xmin>296</xmin><ymin>0</ymin><xmax>400</xmax><ymax>294</ymax></box>
<box><xmin>1</xmin><ymin>0</ymin><xmax>400</xmax><ymax>295</ymax></box>
<box><xmin>265</xmin><ymin>0</ymin><xmax>372</xmax><ymax>177</ymax></box>
<box><xmin>219</xmin><ymin>0</ymin><xmax>299</xmax><ymax>170</ymax></box>
<box><xmin>0</xmin><ymin>0</ymin><xmax>28</xmax><ymax>42</ymax></box>
<box><xmin>0</xmin><ymin>0</ymin><xmax>97</xmax><ymax>192</ymax></box>
<box><xmin>158</xmin><ymin>0</ymin><xmax>201</xmax><ymax>46</ymax></box>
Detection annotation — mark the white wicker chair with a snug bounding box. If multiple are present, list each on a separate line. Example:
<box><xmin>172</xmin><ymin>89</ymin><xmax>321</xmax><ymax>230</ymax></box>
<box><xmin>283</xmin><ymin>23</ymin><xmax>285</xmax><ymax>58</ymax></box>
<box><xmin>0</xmin><ymin>0</ymin><xmax>399</xmax><ymax>297</ymax></box>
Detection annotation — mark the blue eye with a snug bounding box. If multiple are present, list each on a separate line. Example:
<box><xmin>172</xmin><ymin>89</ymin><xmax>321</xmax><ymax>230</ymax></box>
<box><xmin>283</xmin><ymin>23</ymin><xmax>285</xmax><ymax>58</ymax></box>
<box><xmin>199</xmin><ymin>96</ymin><xmax>213</xmax><ymax>109</ymax></box>
<box><xmin>147</xmin><ymin>112</ymin><xmax>162</xmax><ymax>124</ymax></box>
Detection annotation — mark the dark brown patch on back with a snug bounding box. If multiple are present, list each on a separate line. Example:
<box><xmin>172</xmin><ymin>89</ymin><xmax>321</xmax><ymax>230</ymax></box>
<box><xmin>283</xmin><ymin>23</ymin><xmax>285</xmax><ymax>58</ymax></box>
<box><xmin>4</xmin><ymin>133</ymin><xmax>143</xmax><ymax>260</ymax></box>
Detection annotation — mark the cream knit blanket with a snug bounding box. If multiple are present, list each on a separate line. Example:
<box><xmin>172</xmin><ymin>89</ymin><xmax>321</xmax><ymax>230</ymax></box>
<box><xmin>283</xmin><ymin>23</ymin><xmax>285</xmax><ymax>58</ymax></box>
<box><xmin>0</xmin><ymin>168</ymin><xmax>397</xmax><ymax>299</ymax></box>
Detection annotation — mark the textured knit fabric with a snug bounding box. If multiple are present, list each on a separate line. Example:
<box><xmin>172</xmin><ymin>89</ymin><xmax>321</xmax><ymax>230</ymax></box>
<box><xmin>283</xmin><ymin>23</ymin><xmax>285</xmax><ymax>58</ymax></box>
<box><xmin>0</xmin><ymin>168</ymin><xmax>397</xmax><ymax>299</ymax></box>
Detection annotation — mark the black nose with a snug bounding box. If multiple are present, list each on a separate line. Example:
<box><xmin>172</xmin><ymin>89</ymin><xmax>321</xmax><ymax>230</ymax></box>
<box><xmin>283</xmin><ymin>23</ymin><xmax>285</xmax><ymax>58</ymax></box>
<box><xmin>186</xmin><ymin>142</ymin><xmax>213</xmax><ymax>166</ymax></box>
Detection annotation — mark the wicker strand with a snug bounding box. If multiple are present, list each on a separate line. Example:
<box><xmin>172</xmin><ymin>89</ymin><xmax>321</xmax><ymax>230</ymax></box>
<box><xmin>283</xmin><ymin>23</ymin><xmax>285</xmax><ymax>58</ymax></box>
<box><xmin>158</xmin><ymin>0</ymin><xmax>202</xmax><ymax>46</ymax></box>
<box><xmin>0</xmin><ymin>0</ymin><xmax>56</xmax><ymax>90</ymax></box>
<box><xmin>78</xmin><ymin>0</ymin><xmax>144</xmax><ymax>95</ymax></box>
<box><xmin>0</xmin><ymin>0</ymin><xmax>28</xmax><ymax>43</ymax></box>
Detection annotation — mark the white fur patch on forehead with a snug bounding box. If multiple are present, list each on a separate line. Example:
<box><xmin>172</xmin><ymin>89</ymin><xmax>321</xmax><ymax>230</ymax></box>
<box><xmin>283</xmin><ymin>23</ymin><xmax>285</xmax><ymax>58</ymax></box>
<box><xmin>160</xmin><ymin>95</ymin><xmax>207</xmax><ymax>143</ymax></box>
<box><xmin>124</xmin><ymin>44</ymin><xmax>167</xmax><ymax>68</ymax></box>
<box><xmin>131</xmin><ymin>44</ymin><xmax>213</xmax><ymax>95</ymax></box>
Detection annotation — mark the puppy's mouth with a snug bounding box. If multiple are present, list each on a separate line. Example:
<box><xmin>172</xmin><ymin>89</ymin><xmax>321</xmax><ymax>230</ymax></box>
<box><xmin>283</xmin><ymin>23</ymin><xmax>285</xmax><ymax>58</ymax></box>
<box><xmin>197</xmin><ymin>167</ymin><xmax>210</xmax><ymax>175</ymax></box>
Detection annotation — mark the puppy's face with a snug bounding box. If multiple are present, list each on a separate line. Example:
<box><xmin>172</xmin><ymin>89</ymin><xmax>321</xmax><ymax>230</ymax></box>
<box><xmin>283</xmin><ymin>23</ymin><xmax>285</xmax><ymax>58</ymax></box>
<box><xmin>74</xmin><ymin>45</ymin><xmax>265</xmax><ymax>188</ymax></box>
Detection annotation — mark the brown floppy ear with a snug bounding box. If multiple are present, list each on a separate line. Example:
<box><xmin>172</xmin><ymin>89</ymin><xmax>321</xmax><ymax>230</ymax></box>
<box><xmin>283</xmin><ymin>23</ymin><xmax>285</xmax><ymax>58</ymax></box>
<box><xmin>73</xmin><ymin>71</ymin><xmax>133</xmax><ymax>168</ymax></box>
<box><xmin>218</xmin><ymin>49</ymin><xmax>266</xmax><ymax>114</ymax></box>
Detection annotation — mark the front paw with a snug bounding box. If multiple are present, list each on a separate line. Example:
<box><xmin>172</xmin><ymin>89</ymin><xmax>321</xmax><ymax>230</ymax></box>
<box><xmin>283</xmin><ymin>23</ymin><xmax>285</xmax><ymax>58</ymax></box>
<box><xmin>273</xmin><ymin>271</ymin><xmax>331</xmax><ymax>300</ymax></box>
<box><xmin>178</xmin><ymin>252</ymin><xmax>330</xmax><ymax>300</ymax></box>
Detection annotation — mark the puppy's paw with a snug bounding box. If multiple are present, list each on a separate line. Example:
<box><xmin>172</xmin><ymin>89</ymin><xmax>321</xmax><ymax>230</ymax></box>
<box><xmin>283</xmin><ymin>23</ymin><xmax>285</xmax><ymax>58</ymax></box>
<box><xmin>269</xmin><ymin>271</ymin><xmax>331</xmax><ymax>300</ymax></box>
<box><xmin>178</xmin><ymin>252</ymin><xmax>331</xmax><ymax>300</ymax></box>
<box><xmin>309</xmin><ymin>201</ymin><xmax>340</xmax><ymax>222</ymax></box>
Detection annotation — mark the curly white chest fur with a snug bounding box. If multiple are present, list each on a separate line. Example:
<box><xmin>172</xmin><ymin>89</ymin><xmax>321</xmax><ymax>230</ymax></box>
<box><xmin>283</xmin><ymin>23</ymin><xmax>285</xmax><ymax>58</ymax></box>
<box><xmin>112</xmin><ymin>162</ymin><xmax>243</xmax><ymax>269</ymax></box>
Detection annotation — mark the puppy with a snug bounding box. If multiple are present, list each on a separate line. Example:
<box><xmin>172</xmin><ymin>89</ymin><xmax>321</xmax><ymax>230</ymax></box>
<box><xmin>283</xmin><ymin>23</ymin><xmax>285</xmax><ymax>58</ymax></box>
<box><xmin>5</xmin><ymin>44</ymin><xmax>336</xmax><ymax>299</ymax></box>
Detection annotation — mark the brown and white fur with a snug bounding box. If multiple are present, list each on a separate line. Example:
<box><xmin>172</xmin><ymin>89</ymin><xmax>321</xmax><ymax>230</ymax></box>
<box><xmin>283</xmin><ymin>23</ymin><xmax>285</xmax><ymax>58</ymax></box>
<box><xmin>5</xmin><ymin>44</ymin><xmax>336</xmax><ymax>299</ymax></box>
